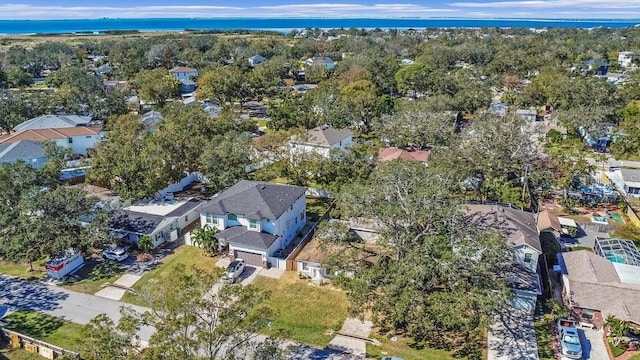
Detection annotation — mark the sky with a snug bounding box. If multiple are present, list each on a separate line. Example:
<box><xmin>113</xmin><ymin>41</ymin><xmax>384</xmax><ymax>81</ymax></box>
<box><xmin>1</xmin><ymin>0</ymin><xmax>640</xmax><ymax>20</ymax></box>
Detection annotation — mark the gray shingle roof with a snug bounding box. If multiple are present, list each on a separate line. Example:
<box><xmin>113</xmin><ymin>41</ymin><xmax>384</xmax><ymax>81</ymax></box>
<box><xmin>215</xmin><ymin>226</ymin><xmax>278</xmax><ymax>249</ymax></box>
<box><xmin>620</xmin><ymin>168</ymin><xmax>640</xmax><ymax>184</ymax></box>
<box><xmin>201</xmin><ymin>180</ymin><xmax>307</xmax><ymax>220</ymax></box>
<box><xmin>0</xmin><ymin>140</ymin><xmax>46</xmax><ymax>163</ymax></box>
<box><xmin>14</xmin><ymin>115</ymin><xmax>92</xmax><ymax>131</ymax></box>
<box><xmin>466</xmin><ymin>204</ymin><xmax>542</xmax><ymax>253</ymax></box>
<box><xmin>291</xmin><ymin>125</ymin><xmax>353</xmax><ymax>147</ymax></box>
<box><xmin>110</xmin><ymin>210</ymin><xmax>165</xmax><ymax>235</ymax></box>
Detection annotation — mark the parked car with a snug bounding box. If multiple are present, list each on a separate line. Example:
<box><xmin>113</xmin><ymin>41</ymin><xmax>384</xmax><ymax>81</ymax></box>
<box><xmin>557</xmin><ymin>319</ymin><xmax>582</xmax><ymax>359</ymax></box>
<box><xmin>103</xmin><ymin>247</ymin><xmax>130</xmax><ymax>262</ymax></box>
<box><xmin>381</xmin><ymin>357</ymin><xmax>405</xmax><ymax>360</ymax></box>
<box><xmin>224</xmin><ymin>259</ymin><xmax>246</xmax><ymax>284</ymax></box>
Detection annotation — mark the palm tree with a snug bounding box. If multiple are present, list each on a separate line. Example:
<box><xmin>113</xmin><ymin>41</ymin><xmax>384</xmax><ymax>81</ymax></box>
<box><xmin>192</xmin><ymin>226</ymin><xmax>218</xmax><ymax>256</ymax></box>
<box><xmin>138</xmin><ymin>234</ymin><xmax>154</xmax><ymax>255</ymax></box>
<box><xmin>606</xmin><ymin>315</ymin><xmax>630</xmax><ymax>347</ymax></box>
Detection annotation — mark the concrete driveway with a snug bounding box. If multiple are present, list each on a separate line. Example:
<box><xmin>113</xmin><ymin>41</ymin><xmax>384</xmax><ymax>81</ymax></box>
<box><xmin>579</xmin><ymin>327</ymin><xmax>608</xmax><ymax>360</ymax></box>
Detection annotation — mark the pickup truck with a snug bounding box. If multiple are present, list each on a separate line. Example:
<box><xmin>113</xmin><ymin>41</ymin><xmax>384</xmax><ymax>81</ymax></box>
<box><xmin>557</xmin><ymin>319</ymin><xmax>583</xmax><ymax>359</ymax></box>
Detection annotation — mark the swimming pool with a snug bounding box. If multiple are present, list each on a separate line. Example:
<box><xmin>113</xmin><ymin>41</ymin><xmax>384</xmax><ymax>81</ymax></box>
<box><xmin>607</xmin><ymin>255</ymin><xmax>627</xmax><ymax>264</ymax></box>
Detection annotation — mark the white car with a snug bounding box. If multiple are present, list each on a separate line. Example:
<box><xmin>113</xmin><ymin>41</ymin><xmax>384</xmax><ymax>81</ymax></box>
<box><xmin>224</xmin><ymin>259</ymin><xmax>246</xmax><ymax>284</ymax></box>
<box><xmin>103</xmin><ymin>247</ymin><xmax>130</xmax><ymax>262</ymax></box>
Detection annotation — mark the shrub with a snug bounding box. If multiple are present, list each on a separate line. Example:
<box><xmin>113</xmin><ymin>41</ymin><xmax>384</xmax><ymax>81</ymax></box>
<box><xmin>609</xmin><ymin>339</ymin><xmax>626</xmax><ymax>357</ymax></box>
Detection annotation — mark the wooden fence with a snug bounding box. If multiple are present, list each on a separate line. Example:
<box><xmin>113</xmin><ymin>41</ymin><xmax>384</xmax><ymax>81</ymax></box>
<box><xmin>285</xmin><ymin>199</ymin><xmax>335</xmax><ymax>271</ymax></box>
<box><xmin>1</xmin><ymin>328</ymin><xmax>80</xmax><ymax>359</ymax></box>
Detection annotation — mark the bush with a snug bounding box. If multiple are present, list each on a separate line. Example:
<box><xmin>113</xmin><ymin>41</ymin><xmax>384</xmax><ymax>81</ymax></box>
<box><xmin>609</xmin><ymin>339</ymin><xmax>626</xmax><ymax>357</ymax></box>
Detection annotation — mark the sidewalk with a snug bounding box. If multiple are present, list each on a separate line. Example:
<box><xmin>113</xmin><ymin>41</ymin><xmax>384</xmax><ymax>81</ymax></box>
<box><xmin>95</xmin><ymin>273</ymin><xmax>142</xmax><ymax>300</ymax></box>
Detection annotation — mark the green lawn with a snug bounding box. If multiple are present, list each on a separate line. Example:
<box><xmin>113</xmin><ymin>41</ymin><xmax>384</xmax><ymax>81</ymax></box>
<box><xmin>252</xmin><ymin>272</ymin><xmax>349</xmax><ymax>347</ymax></box>
<box><xmin>306</xmin><ymin>197</ymin><xmax>333</xmax><ymax>222</ymax></box>
<box><xmin>628</xmin><ymin>353</ymin><xmax>640</xmax><ymax>360</ymax></box>
<box><xmin>61</xmin><ymin>259</ymin><xmax>125</xmax><ymax>294</ymax></box>
<box><xmin>121</xmin><ymin>245</ymin><xmax>218</xmax><ymax>306</ymax></box>
<box><xmin>3</xmin><ymin>310</ymin><xmax>83</xmax><ymax>351</ymax></box>
<box><xmin>0</xmin><ymin>346</ymin><xmax>45</xmax><ymax>360</ymax></box>
<box><xmin>0</xmin><ymin>261</ymin><xmax>45</xmax><ymax>280</ymax></box>
<box><xmin>365</xmin><ymin>335</ymin><xmax>454</xmax><ymax>360</ymax></box>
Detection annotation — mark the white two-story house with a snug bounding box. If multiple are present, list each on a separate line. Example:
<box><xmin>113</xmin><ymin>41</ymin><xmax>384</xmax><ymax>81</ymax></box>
<box><xmin>467</xmin><ymin>204</ymin><xmax>543</xmax><ymax>314</ymax></box>
<box><xmin>200</xmin><ymin>180</ymin><xmax>307</xmax><ymax>268</ymax></box>
<box><xmin>289</xmin><ymin>125</ymin><xmax>353</xmax><ymax>160</ymax></box>
<box><xmin>0</xmin><ymin>127</ymin><xmax>103</xmax><ymax>156</ymax></box>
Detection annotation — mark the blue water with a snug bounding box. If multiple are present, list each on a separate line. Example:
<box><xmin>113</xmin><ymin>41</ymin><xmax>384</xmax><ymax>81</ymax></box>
<box><xmin>0</xmin><ymin>18</ymin><xmax>639</xmax><ymax>34</ymax></box>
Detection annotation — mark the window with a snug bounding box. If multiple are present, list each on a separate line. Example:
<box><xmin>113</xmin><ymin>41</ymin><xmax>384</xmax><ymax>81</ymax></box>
<box><xmin>205</xmin><ymin>214</ymin><xmax>217</xmax><ymax>225</ymax></box>
<box><xmin>249</xmin><ymin>219</ymin><xmax>258</xmax><ymax>229</ymax></box>
<box><xmin>228</xmin><ymin>214</ymin><xmax>238</xmax><ymax>221</ymax></box>
<box><xmin>302</xmin><ymin>263</ymin><xmax>308</xmax><ymax>271</ymax></box>
<box><xmin>184</xmin><ymin>215</ymin><xmax>188</xmax><ymax>222</ymax></box>
<box><xmin>86</xmin><ymin>136</ymin><xmax>92</xmax><ymax>139</ymax></box>
<box><xmin>68</xmin><ymin>137</ymin><xmax>73</xmax><ymax>144</ymax></box>
<box><xmin>300</xmin><ymin>212</ymin><xmax>304</xmax><ymax>221</ymax></box>
<box><xmin>524</xmin><ymin>253</ymin><xmax>533</xmax><ymax>263</ymax></box>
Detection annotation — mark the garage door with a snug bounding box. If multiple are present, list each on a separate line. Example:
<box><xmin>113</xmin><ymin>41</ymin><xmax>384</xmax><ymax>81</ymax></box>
<box><xmin>234</xmin><ymin>250</ymin><xmax>263</xmax><ymax>267</ymax></box>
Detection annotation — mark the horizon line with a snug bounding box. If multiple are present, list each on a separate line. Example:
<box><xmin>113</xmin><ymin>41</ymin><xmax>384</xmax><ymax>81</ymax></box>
<box><xmin>1</xmin><ymin>16</ymin><xmax>640</xmax><ymax>21</ymax></box>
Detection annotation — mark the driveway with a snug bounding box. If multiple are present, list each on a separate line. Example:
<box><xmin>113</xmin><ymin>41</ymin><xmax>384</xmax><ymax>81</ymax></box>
<box><xmin>579</xmin><ymin>327</ymin><xmax>608</xmax><ymax>360</ymax></box>
<box><xmin>487</xmin><ymin>309</ymin><xmax>538</xmax><ymax>360</ymax></box>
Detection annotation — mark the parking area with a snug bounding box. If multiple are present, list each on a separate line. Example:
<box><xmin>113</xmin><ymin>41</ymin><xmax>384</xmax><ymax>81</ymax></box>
<box><xmin>578</xmin><ymin>328</ymin><xmax>609</xmax><ymax>360</ymax></box>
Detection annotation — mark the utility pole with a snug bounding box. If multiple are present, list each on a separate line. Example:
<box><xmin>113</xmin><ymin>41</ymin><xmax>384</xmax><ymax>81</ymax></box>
<box><xmin>521</xmin><ymin>164</ymin><xmax>530</xmax><ymax>203</ymax></box>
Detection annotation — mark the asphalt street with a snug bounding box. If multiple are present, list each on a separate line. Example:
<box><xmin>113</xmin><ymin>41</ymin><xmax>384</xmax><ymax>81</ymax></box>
<box><xmin>0</xmin><ymin>274</ymin><xmax>360</xmax><ymax>359</ymax></box>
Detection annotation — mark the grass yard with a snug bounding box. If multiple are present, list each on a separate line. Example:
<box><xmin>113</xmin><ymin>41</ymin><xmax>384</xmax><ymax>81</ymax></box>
<box><xmin>121</xmin><ymin>245</ymin><xmax>219</xmax><ymax>306</ymax></box>
<box><xmin>0</xmin><ymin>345</ymin><xmax>45</xmax><ymax>360</ymax></box>
<box><xmin>306</xmin><ymin>197</ymin><xmax>333</xmax><ymax>222</ymax></box>
<box><xmin>365</xmin><ymin>335</ymin><xmax>454</xmax><ymax>360</ymax></box>
<box><xmin>61</xmin><ymin>259</ymin><xmax>125</xmax><ymax>294</ymax></box>
<box><xmin>628</xmin><ymin>353</ymin><xmax>640</xmax><ymax>360</ymax></box>
<box><xmin>3</xmin><ymin>310</ymin><xmax>82</xmax><ymax>351</ymax></box>
<box><xmin>252</xmin><ymin>272</ymin><xmax>348</xmax><ymax>348</ymax></box>
<box><xmin>0</xmin><ymin>261</ymin><xmax>45</xmax><ymax>280</ymax></box>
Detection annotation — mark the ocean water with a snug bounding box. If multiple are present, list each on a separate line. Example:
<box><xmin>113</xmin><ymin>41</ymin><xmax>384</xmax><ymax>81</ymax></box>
<box><xmin>0</xmin><ymin>18</ymin><xmax>639</xmax><ymax>35</ymax></box>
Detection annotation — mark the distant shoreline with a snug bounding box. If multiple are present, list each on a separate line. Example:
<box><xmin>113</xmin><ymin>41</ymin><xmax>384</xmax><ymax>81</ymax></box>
<box><xmin>1</xmin><ymin>17</ymin><xmax>639</xmax><ymax>36</ymax></box>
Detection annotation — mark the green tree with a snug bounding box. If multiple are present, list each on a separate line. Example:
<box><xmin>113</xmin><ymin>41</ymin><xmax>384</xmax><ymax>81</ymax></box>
<box><xmin>267</xmin><ymin>95</ymin><xmax>315</xmax><ymax>131</ymax></box>
<box><xmin>7</xmin><ymin>68</ymin><xmax>33</xmax><ymax>88</ymax></box>
<box><xmin>374</xmin><ymin>102</ymin><xmax>453</xmax><ymax>148</ymax></box>
<box><xmin>394</xmin><ymin>63</ymin><xmax>430</xmax><ymax>96</ymax></box>
<box><xmin>199</xmin><ymin>133</ymin><xmax>252</xmax><ymax>193</ymax></box>
<box><xmin>77</xmin><ymin>309</ymin><xmax>143</xmax><ymax>360</ymax></box>
<box><xmin>137</xmin><ymin>235</ymin><xmax>154</xmax><ymax>254</ymax></box>
<box><xmin>135</xmin><ymin>68</ymin><xmax>181</xmax><ymax>106</ymax></box>
<box><xmin>191</xmin><ymin>226</ymin><xmax>218</xmax><ymax>256</ymax></box>
<box><xmin>612</xmin><ymin>100</ymin><xmax>640</xmax><ymax>159</ymax></box>
<box><xmin>197</xmin><ymin>67</ymin><xmax>249</xmax><ymax>107</ymax></box>
<box><xmin>330</xmin><ymin>160</ymin><xmax>512</xmax><ymax>358</ymax></box>
<box><xmin>340</xmin><ymin>79</ymin><xmax>388</xmax><ymax>132</ymax></box>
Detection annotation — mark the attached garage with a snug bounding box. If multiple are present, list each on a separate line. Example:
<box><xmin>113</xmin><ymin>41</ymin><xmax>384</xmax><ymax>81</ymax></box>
<box><xmin>234</xmin><ymin>250</ymin><xmax>264</xmax><ymax>267</ymax></box>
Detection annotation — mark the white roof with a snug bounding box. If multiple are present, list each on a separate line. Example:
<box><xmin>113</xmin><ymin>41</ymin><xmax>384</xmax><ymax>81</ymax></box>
<box><xmin>558</xmin><ymin>217</ymin><xmax>578</xmax><ymax>228</ymax></box>
<box><xmin>613</xmin><ymin>262</ymin><xmax>640</xmax><ymax>285</ymax></box>
<box><xmin>125</xmin><ymin>198</ymin><xmax>191</xmax><ymax>217</ymax></box>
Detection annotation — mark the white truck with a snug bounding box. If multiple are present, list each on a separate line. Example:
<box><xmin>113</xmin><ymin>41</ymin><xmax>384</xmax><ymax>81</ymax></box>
<box><xmin>557</xmin><ymin>319</ymin><xmax>583</xmax><ymax>359</ymax></box>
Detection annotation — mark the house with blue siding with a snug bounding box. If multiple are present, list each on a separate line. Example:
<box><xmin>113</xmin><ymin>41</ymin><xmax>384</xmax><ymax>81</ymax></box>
<box><xmin>0</xmin><ymin>140</ymin><xmax>47</xmax><ymax>168</ymax></box>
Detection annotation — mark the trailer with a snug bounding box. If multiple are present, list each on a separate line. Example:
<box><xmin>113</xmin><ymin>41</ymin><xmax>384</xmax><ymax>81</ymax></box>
<box><xmin>45</xmin><ymin>249</ymin><xmax>84</xmax><ymax>280</ymax></box>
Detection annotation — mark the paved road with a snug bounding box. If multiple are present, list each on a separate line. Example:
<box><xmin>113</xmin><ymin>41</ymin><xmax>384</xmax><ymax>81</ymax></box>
<box><xmin>0</xmin><ymin>275</ymin><xmax>154</xmax><ymax>341</ymax></box>
<box><xmin>586</xmin><ymin>157</ymin><xmax>640</xmax><ymax>169</ymax></box>
<box><xmin>0</xmin><ymin>275</ymin><xmax>361</xmax><ymax>359</ymax></box>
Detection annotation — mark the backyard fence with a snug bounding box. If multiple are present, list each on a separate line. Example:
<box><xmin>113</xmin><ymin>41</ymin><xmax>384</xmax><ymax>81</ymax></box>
<box><xmin>0</xmin><ymin>328</ymin><xmax>80</xmax><ymax>359</ymax></box>
<box><xmin>285</xmin><ymin>199</ymin><xmax>335</xmax><ymax>271</ymax></box>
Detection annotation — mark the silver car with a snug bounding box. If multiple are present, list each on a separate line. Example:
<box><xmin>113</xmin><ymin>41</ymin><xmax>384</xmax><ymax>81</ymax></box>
<box><xmin>103</xmin><ymin>247</ymin><xmax>130</xmax><ymax>262</ymax></box>
<box><xmin>224</xmin><ymin>259</ymin><xmax>246</xmax><ymax>284</ymax></box>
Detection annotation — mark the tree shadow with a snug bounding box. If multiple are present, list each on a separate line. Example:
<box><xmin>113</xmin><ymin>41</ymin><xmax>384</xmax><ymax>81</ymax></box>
<box><xmin>0</xmin><ymin>275</ymin><xmax>69</xmax><ymax>312</ymax></box>
<box><xmin>3</xmin><ymin>310</ymin><xmax>64</xmax><ymax>339</ymax></box>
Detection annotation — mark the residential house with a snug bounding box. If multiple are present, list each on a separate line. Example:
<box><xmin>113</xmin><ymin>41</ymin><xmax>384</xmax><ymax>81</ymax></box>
<box><xmin>0</xmin><ymin>140</ymin><xmax>47</xmax><ymax>168</ymax></box>
<box><xmin>0</xmin><ymin>127</ymin><xmax>103</xmax><ymax>156</ymax></box>
<box><xmin>14</xmin><ymin>115</ymin><xmax>92</xmax><ymax>132</ymax></box>
<box><xmin>516</xmin><ymin>109</ymin><xmax>537</xmax><ymax>122</ymax></box>
<box><xmin>110</xmin><ymin>197</ymin><xmax>204</xmax><ymax>249</ymax></box>
<box><xmin>289</xmin><ymin>125</ymin><xmax>353</xmax><ymax>159</ymax></box>
<box><xmin>400</xmin><ymin>58</ymin><xmax>415</xmax><ymax>66</ymax></box>
<box><xmin>467</xmin><ymin>204</ymin><xmax>542</xmax><ymax>313</ymax></box>
<box><xmin>537</xmin><ymin>210</ymin><xmax>563</xmax><ymax>239</ymax></box>
<box><xmin>248</xmin><ymin>55</ymin><xmax>268</xmax><ymax>67</ymax></box>
<box><xmin>377</xmin><ymin>147</ymin><xmax>430</xmax><ymax>163</ymax></box>
<box><xmin>305</xmin><ymin>56</ymin><xmax>335</xmax><ymax>70</ymax></box>
<box><xmin>296</xmin><ymin>220</ymin><xmax>380</xmax><ymax>282</ymax></box>
<box><xmin>169</xmin><ymin>66</ymin><xmax>199</xmax><ymax>94</ymax></box>
<box><xmin>489</xmin><ymin>102</ymin><xmax>509</xmax><ymax>117</ymax></box>
<box><xmin>199</xmin><ymin>180</ymin><xmax>307</xmax><ymax>268</ymax></box>
<box><xmin>103</xmin><ymin>80</ymin><xmax>130</xmax><ymax>93</ymax></box>
<box><xmin>582</xmin><ymin>59</ymin><xmax>609</xmax><ymax>75</ymax></box>
<box><xmin>168</xmin><ymin>66</ymin><xmax>199</xmax><ymax>81</ymax></box>
<box><xmin>96</xmin><ymin>64</ymin><xmax>111</xmax><ymax>76</ymax></box>
<box><xmin>141</xmin><ymin>111</ymin><xmax>164</xmax><ymax>133</ymax></box>
<box><xmin>558</xmin><ymin>249</ymin><xmax>640</xmax><ymax>328</ymax></box>
<box><xmin>618</xmin><ymin>51</ymin><xmax>634</xmax><ymax>67</ymax></box>
<box><xmin>605</xmin><ymin>167</ymin><xmax>640</xmax><ymax>198</ymax></box>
